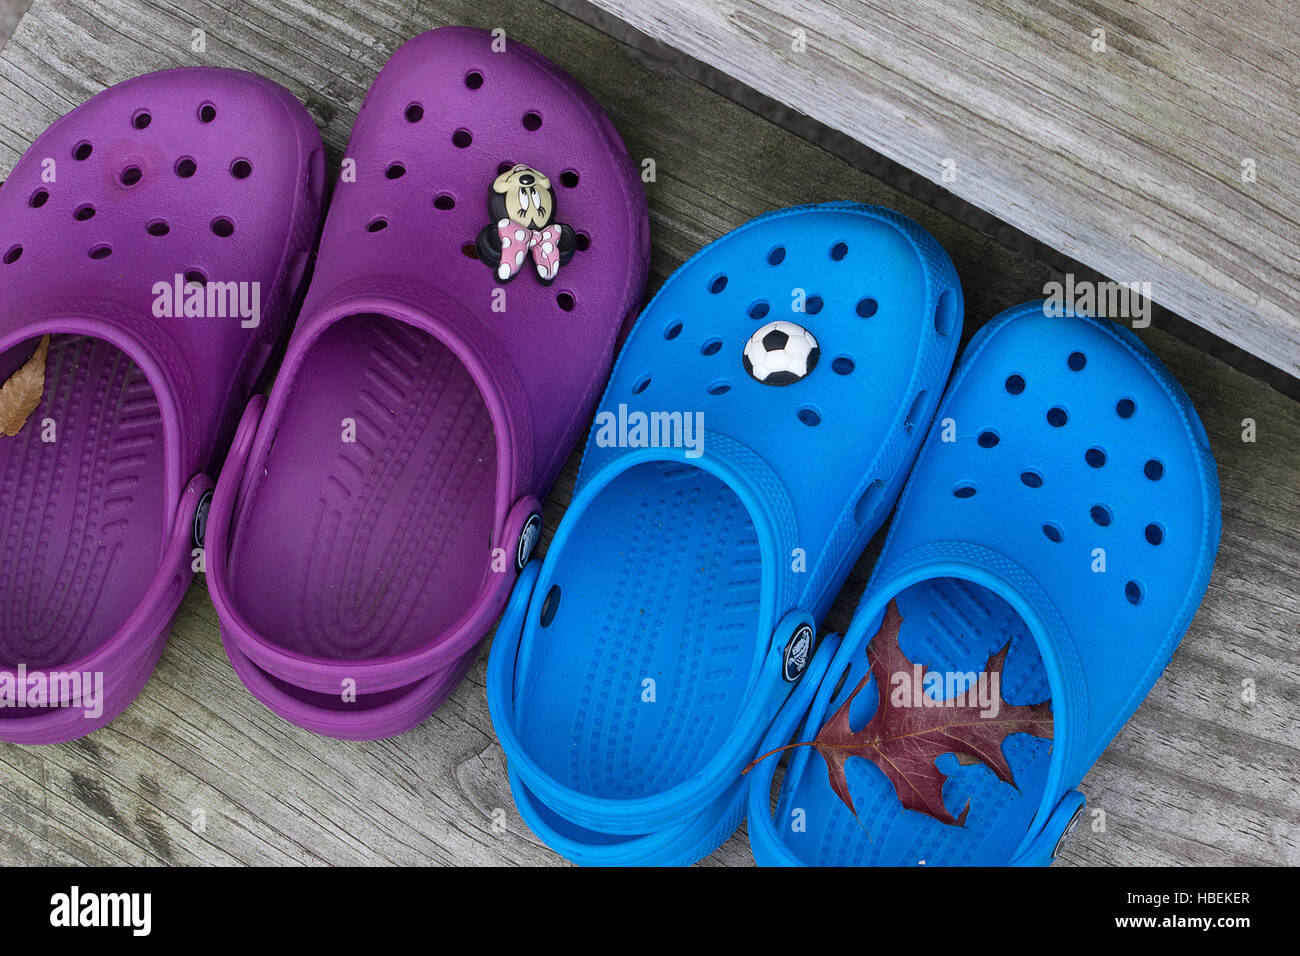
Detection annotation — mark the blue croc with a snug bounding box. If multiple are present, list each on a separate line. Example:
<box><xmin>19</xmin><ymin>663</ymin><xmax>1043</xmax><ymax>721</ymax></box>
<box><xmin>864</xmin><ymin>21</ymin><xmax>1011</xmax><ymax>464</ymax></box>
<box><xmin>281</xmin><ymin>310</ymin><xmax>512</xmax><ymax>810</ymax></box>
<box><xmin>747</xmin><ymin>301</ymin><xmax>1222</xmax><ymax>866</ymax></box>
<box><xmin>487</xmin><ymin>203</ymin><xmax>964</xmax><ymax>864</ymax></box>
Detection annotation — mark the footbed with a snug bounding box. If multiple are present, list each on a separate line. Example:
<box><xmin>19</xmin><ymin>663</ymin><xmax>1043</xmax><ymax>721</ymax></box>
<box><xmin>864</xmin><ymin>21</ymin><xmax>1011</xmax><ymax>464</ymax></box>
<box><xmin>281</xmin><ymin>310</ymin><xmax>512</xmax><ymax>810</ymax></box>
<box><xmin>0</xmin><ymin>334</ymin><xmax>166</xmax><ymax>669</ymax></box>
<box><xmin>227</xmin><ymin>314</ymin><xmax>496</xmax><ymax>661</ymax></box>
<box><xmin>776</xmin><ymin>577</ymin><xmax>1052</xmax><ymax>865</ymax></box>
<box><xmin>514</xmin><ymin>460</ymin><xmax>763</xmax><ymax>799</ymax></box>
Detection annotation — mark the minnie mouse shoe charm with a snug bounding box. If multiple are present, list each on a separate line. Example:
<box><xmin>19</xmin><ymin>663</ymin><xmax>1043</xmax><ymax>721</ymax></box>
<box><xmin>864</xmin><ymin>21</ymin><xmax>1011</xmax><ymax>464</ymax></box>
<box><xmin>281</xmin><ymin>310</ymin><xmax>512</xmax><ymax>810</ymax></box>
<box><xmin>475</xmin><ymin>164</ymin><xmax>578</xmax><ymax>285</ymax></box>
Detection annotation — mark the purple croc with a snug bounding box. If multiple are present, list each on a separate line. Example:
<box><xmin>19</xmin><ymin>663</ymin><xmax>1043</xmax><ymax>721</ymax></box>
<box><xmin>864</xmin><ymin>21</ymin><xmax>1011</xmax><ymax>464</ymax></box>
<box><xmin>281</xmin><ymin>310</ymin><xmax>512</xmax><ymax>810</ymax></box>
<box><xmin>206</xmin><ymin>27</ymin><xmax>649</xmax><ymax>739</ymax></box>
<box><xmin>0</xmin><ymin>68</ymin><xmax>326</xmax><ymax>743</ymax></box>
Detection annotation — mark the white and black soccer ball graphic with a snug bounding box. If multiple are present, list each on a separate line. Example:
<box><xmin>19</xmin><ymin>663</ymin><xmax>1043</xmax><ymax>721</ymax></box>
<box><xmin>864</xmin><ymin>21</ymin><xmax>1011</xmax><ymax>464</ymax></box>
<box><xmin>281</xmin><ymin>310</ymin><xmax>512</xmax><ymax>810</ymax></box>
<box><xmin>743</xmin><ymin>320</ymin><xmax>820</xmax><ymax>386</ymax></box>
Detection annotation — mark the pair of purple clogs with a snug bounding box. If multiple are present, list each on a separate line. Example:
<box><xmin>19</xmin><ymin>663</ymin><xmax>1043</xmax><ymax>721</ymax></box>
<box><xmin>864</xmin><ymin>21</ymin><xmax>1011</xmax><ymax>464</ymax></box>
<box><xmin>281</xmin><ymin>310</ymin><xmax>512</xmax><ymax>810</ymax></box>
<box><xmin>0</xmin><ymin>28</ymin><xmax>649</xmax><ymax>743</ymax></box>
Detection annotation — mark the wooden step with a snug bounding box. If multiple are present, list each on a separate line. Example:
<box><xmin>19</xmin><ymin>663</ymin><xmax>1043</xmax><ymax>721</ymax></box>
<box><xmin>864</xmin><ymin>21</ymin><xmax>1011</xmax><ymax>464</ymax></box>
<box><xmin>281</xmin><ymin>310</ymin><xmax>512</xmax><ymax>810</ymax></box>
<box><xmin>580</xmin><ymin>0</ymin><xmax>1300</xmax><ymax>375</ymax></box>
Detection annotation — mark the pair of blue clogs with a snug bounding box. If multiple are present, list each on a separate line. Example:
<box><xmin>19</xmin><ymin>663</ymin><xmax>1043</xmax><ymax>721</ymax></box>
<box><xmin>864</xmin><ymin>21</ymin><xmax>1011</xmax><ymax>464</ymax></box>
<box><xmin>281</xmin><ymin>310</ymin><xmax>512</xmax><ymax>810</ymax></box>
<box><xmin>486</xmin><ymin>203</ymin><xmax>1221</xmax><ymax>866</ymax></box>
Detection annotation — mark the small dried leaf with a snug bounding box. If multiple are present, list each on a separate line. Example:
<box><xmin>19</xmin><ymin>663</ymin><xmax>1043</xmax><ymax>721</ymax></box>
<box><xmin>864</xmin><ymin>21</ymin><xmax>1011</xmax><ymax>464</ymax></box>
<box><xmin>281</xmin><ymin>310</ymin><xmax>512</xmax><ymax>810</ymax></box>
<box><xmin>0</xmin><ymin>335</ymin><xmax>50</xmax><ymax>437</ymax></box>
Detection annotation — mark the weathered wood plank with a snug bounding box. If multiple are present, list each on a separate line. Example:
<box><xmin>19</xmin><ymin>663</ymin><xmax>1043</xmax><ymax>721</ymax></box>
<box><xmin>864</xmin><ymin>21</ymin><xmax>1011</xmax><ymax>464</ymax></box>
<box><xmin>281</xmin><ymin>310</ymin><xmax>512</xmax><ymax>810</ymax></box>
<box><xmin>0</xmin><ymin>0</ymin><xmax>1296</xmax><ymax>866</ymax></box>
<box><xmin>577</xmin><ymin>0</ymin><xmax>1300</xmax><ymax>376</ymax></box>
<box><xmin>0</xmin><ymin>1</ymin><xmax>33</xmax><ymax>54</ymax></box>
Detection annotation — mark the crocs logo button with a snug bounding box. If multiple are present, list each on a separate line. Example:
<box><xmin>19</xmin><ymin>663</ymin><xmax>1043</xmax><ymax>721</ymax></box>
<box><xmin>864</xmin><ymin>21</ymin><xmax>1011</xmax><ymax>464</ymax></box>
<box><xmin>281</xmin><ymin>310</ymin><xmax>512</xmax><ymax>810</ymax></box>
<box><xmin>515</xmin><ymin>512</ymin><xmax>542</xmax><ymax>572</ymax></box>
<box><xmin>193</xmin><ymin>489</ymin><xmax>213</xmax><ymax>549</ymax></box>
<box><xmin>744</xmin><ymin>321</ymin><xmax>819</xmax><ymax>386</ymax></box>
<box><xmin>475</xmin><ymin>164</ymin><xmax>578</xmax><ymax>285</ymax></box>
<box><xmin>1052</xmin><ymin>802</ymin><xmax>1086</xmax><ymax>860</ymax></box>
<box><xmin>783</xmin><ymin>623</ymin><xmax>814</xmax><ymax>682</ymax></box>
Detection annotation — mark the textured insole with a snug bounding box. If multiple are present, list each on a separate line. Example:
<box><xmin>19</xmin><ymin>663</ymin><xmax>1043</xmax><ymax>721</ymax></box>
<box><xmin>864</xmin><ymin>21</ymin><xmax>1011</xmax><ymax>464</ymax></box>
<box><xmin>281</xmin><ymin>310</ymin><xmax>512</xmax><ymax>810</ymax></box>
<box><xmin>516</xmin><ymin>462</ymin><xmax>762</xmax><ymax>799</ymax></box>
<box><xmin>229</xmin><ymin>314</ymin><xmax>496</xmax><ymax>660</ymax></box>
<box><xmin>0</xmin><ymin>334</ymin><xmax>166</xmax><ymax>669</ymax></box>
<box><xmin>777</xmin><ymin>578</ymin><xmax>1052</xmax><ymax>865</ymax></box>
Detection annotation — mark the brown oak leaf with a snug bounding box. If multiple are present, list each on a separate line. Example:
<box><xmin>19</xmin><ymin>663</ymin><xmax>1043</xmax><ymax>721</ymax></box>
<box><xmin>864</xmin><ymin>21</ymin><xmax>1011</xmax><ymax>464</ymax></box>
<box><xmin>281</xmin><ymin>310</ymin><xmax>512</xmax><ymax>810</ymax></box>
<box><xmin>747</xmin><ymin>598</ymin><xmax>1053</xmax><ymax>826</ymax></box>
<box><xmin>0</xmin><ymin>335</ymin><xmax>50</xmax><ymax>437</ymax></box>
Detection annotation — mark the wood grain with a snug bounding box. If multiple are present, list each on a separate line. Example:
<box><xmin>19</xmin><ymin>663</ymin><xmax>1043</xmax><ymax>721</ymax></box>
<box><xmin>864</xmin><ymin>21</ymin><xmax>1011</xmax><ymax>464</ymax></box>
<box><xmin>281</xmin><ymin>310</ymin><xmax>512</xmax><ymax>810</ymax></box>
<box><xmin>0</xmin><ymin>0</ymin><xmax>1296</xmax><ymax>866</ymax></box>
<box><xmin>0</xmin><ymin>0</ymin><xmax>33</xmax><ymax>53</ymax></box>
<box><xmin>580</xmin><ymin>0</ymin><xmax>1300</xmax><ymax>376</ymax></box>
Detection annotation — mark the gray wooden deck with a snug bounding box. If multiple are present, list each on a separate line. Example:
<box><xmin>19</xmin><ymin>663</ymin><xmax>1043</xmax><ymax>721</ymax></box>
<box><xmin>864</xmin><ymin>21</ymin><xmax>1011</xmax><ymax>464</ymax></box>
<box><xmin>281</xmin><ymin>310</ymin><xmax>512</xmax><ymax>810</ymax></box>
<box><xmin>0</xmin><ymin>0</ymin><xmax>1296</xmax><ymax>866</ymax></box>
